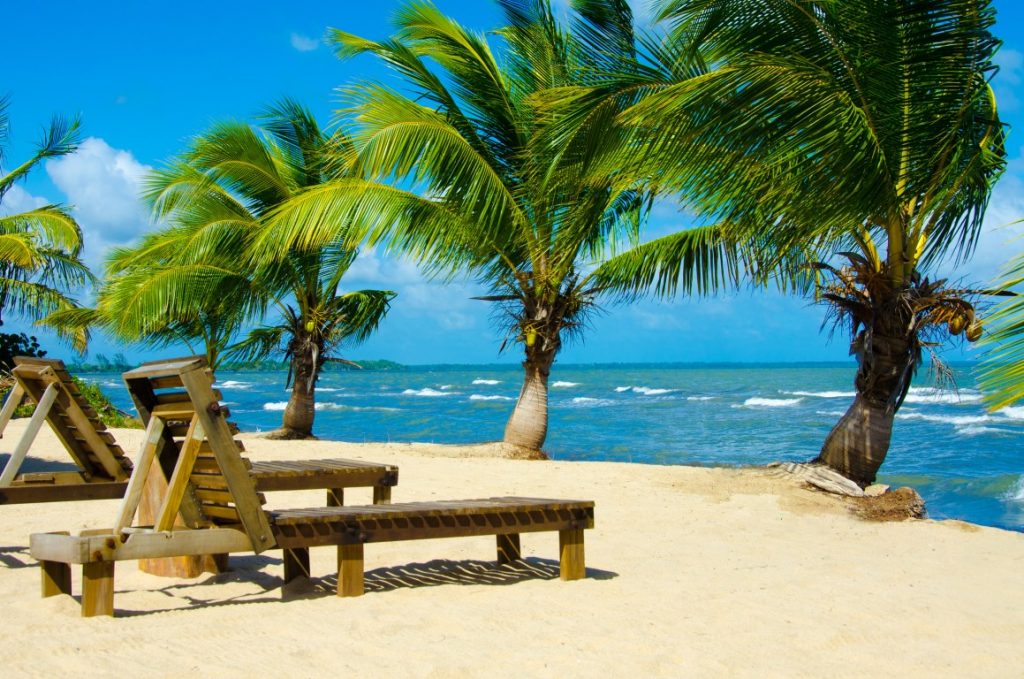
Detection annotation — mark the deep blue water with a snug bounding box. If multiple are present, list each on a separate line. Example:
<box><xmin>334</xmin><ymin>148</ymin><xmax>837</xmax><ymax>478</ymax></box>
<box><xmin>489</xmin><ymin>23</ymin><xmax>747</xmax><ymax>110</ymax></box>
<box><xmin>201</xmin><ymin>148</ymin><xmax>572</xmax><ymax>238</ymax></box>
<box><xmin>83</xmin><ymin>363</ymin><xmax>1024</xmax><ymax>532</ymax></box>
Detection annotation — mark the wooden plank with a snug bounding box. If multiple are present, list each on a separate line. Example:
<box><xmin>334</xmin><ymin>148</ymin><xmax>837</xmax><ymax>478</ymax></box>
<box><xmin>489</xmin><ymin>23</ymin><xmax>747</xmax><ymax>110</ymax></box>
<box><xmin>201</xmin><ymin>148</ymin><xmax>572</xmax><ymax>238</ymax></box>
<box><xmin>121</xmin><ymin>357</ymin><xmax>205</xmax><ymax>380</ymax></box>
<box><xmin>0</xmin><ymin>381</ymin><xmax>58</xmax><ymax>486</ymax></box>
<box><xmin>149</xmin><ymin>376</ymin><xmax>184</xmax><ymax>390</ymax></box>
<box><xmin>0</xmin><ymin>482</ymin><xmax>126</xmax><ymax>505</ymax></box>
<box><xmin>150</xmin><ymin>403</ymin><xmax>196</xmax><ymax>421</ymax></box>
<box><xmin>337</xmin><ymin>543</ymin><xmax>364</xmax><ymax>597</ymax></box>
<box><xmin>327</xmin><ymin>488</ymin><xmax>343</xmax><ymax>506</ymax></box>
<box><xmin>82</xmin><ymin>561</ymin><xmax>115</xmax><ymax>617</ymax></box>
<box><xmin>497</xmin><ymin>533</ymin><xmax>521</xmax><ymax>564</ymax></box>
<box><xmin>283</xmin><ymin>547</ymin><xmax>310</xmax><ymax>583</ymax></box>
<box><xmin>154</xmin><ymin>417</ymin><xmax>204</xmax><ymax>531</ymax></box>
<box><xmin>558</xmin><ymin>529</ymin><xmax>585</xmax><ymax>581</ymax></box>
<box><xmin>41</xmin><ymin>560</ymin><xmax>72</xmax><ymax>598</ymax></box>
<box><xmin>57</xmin><ymin>388</ymin><xmax>127</xmax><ymax>480</ymax></box>
<box><xmin>373</xmin><ymin>485</ymin><xmax>392</xmax><ymax>505</ymax></box>
<box><xmin>30</xmin><ymin>528</ymin><xmax>255</xmax><ymax>564</ymax></box>
<box><xmin>0</xmin><ymin>382</ymin><xmax>25</xmax><ymax>436</ymax></box>
<box><xmin>180</xmin><ymin>367</ymin><xmax>273</xmax><ymax>552</ymax></box>
<box><xmin>113</xmin><ymin>416</ymin><xmax>165</xmax><ymax>533</ymax></box>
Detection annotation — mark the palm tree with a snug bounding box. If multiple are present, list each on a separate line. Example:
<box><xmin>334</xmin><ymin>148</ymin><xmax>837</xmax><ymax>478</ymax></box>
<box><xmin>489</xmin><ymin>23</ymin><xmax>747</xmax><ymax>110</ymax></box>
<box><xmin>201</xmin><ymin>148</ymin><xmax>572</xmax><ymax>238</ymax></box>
<box><xmin>0</xmin><ymin>97</ymin><xmax>93</xmax><ymax>347</ymax></box>
<box><xmin>254</xmin><ymin>0</ymin><xmax>732</xmax><ymax>453</ymax></box>
<box><xmin>52</xmin><ymin>100</ymin><xmax>395</xmax><ymax>438</ymax></box>
<box><xmin>556</xmin><ymin>0</ymin><xmax>1006</xmax><ymax>484</ymax></box>
<box><xmin>979</xmin><ymin>244</ymin><xmax>1024</xmax><ymax>410</ymax></box>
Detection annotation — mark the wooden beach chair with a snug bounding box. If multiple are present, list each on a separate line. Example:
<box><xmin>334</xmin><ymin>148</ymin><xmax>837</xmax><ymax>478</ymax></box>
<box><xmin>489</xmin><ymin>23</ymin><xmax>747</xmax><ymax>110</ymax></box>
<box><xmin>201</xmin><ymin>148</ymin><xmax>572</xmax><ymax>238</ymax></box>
<box><xmin>0</xmin><ymin>357</ymin><xmax>132</xmax><ymax>504</ymax></box>
<box><xmin>30</xmin><ymin>357</ymin><xmax>594</xmax><ymax>617</ymax></box>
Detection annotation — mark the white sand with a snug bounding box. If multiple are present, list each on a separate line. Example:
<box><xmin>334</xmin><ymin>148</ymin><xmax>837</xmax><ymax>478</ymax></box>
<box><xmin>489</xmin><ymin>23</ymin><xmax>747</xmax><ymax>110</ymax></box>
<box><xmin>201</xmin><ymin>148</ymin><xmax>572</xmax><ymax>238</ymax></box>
<box><xmin>1</xmin><ymin>421</ymin><xmax>1022</xmax><ymax>678</ymax></box>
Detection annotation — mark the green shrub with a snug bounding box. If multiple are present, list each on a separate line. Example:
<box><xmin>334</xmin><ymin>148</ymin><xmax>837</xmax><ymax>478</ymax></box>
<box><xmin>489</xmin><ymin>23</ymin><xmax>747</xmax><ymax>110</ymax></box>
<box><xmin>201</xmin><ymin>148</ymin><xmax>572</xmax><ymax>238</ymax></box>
<box><xmin>0</xmin><ymin>376</ymin><xmax>142</xmax><ymax>429</ymax></box>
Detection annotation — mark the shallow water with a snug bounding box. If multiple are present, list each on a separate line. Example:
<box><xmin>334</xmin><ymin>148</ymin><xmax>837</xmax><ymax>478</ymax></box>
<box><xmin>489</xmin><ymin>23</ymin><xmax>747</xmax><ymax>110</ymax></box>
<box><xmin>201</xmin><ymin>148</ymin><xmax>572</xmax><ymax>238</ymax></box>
<box><xmin>85</xmin><ymin>363</ymin><xmax>1024</xmax><ymax>532</ymax></box>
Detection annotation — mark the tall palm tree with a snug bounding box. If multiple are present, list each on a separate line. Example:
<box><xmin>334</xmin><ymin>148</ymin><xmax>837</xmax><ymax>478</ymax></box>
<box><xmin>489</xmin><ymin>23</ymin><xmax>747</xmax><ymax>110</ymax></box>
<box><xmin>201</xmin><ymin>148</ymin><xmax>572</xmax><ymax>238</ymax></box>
<box><xmin>0</xmin><ymin>97</ymin><xmax>92</xmax><ymax>347</ymax></box>
<box><xmin>557</xmin><ymin>0</ymin><xmax>1006</xmax><ymax>484</ymax></box>
<box><xmin>52</xmin><ymin>101</ymin><xmax>395</xmax><ymax>438</ymax></box>
<box><xmin>255</xmin><ymin>0</ymin><xmax>733</xmax><ymax>453</ymax></box>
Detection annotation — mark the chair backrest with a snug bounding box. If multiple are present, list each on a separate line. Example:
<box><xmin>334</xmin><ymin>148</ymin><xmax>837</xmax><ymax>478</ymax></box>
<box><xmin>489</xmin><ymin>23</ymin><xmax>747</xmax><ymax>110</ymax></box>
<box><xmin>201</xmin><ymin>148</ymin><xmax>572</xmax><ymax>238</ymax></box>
<box><xmin>11</xmin><ymin>357</ymin><xmax>131</xmax><ymax>481</ymax></box>
<box><xmin>121</xmin><ymin>357</ymin><xmax>273</xmax><ymax>552</ymax></box>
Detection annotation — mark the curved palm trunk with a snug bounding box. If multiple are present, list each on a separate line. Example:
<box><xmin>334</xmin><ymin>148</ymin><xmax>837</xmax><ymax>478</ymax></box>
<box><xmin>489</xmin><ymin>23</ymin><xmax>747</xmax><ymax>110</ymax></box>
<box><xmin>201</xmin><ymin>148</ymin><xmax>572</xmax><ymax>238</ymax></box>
<box><xmin>280</xmin><ymin>347</ymin><xmax>317</xmax><ymax>439</ymax></box>
<box><xmin>815</xmin><ymin>308</ymin><xmax>917</xmax><ymax>486</ymax></box>
<box><xmin>503</xmin><ymin>349</ymin><xmax>555</xmax><ymax>452</ymax></box>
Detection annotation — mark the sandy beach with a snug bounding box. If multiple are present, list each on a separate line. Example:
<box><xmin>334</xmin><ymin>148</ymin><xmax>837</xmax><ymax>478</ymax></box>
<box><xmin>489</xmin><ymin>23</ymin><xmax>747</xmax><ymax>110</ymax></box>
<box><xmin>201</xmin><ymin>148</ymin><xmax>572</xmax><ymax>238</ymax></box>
<box><xmin>0</xmin><ymin>420</ymin><xmax>1022</xmax><ymax>678</ymax></box>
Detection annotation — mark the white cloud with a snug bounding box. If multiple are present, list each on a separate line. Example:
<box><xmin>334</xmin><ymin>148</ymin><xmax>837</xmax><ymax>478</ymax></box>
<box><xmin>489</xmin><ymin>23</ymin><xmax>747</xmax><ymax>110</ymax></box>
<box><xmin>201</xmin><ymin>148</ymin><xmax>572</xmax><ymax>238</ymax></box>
<box><xmin>0</xmin><ymin>184</ymin><xmax>49</xmax><ymax>216</ymax></box>
<box><xmin>966</xmin><ymin>170</ymin><xmax>1024</xmax><ymax>283</ymax></box>
<box><xmin>290</xmin><ymin>32</ymin><xmax>320</xmax><ymax>52</ymax></box>
<box><xmin>45</xmin><ymin>137</ymin><xmax>155</xmax><ymax>268</ymax></box>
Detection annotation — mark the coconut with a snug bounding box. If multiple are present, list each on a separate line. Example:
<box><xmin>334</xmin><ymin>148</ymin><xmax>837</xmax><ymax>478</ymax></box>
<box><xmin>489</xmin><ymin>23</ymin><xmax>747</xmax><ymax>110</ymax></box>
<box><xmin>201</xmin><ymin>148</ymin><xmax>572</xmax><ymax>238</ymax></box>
<box><xmin>966</xmin><ymin>323</ymin><xmax>983</xmax><ymax>342</ymax></box>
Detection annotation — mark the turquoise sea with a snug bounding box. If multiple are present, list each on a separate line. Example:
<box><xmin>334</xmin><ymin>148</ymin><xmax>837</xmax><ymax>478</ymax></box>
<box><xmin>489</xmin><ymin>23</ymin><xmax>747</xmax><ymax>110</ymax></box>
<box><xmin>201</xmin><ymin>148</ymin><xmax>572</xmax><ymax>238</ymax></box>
<box><xmin>84</xmin><ymin>363</ymin><xmax>1024</xmax><ymax>532</ymax></box>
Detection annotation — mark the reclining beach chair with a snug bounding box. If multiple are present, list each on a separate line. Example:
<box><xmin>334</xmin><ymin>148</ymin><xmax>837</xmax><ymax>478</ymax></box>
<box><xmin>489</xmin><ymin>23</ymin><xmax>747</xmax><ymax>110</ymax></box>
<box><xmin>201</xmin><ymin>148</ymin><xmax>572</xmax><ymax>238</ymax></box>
<box><xmin>0</xmin><ymin>357</ymin><xmax>132</xmax><ymax>504</ymax></box>
<box><xmin>30</xmin><ymin>357</ymin><xmax>594</xmax><ymax>616</ymax></box>
<box><xmin>0</xmin><ymin>357</ymin><xmax>398</xmax><ymax>510</ymax></box>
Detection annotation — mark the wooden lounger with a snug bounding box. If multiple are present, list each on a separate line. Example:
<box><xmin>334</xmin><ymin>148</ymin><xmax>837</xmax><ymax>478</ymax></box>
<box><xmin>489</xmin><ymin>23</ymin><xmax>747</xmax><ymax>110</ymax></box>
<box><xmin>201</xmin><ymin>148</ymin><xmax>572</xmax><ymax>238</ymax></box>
<box><xmin>0</xmin><ymin>357</ymin><xmax>398</xmax><ymax>507</ymax></box>
<box><xmin>0</xmin><ymin>357</ymin><xmax>132</xmax><ymax>504</ymax></box>
<box><xmin>30</xmin><ymin>357</ymin><xmax>595</xmax><ymax>616</ymax></box>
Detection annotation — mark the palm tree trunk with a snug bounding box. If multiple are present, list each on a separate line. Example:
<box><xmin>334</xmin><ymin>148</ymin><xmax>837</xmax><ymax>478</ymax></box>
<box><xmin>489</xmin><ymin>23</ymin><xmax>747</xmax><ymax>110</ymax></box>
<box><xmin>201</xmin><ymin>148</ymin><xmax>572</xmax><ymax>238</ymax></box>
<box><xmin>503</xmin><ymin>352</ymin><xmax>554</xmax><ymax>452</ymax></box>
<box><xmin>815</xmin><ymin>315</ymin><xmax>917</xmax><ymax>486</ymax></box>
<box><xmin>280</xmin><ymin>349</ymin><xmax>317</xmax><ymax>438</ymax></box>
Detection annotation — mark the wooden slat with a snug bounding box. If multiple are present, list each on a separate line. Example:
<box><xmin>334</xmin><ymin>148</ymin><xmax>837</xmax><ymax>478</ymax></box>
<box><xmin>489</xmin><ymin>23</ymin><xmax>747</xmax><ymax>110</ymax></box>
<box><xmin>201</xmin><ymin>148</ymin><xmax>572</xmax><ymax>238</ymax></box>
<box><xmin>154</xmin><ymin>417</ymin><xmax>204</xmax><ymax>532</ymax></box>
<box><xmin>113</xmin><ymin>417</ymin><xmax>166</xmax><ymax>532</ymax></box>
<box><xmin>180</xmin><ymin>367</ymin><xmax>273</xmax><ymax>551</ymax></box>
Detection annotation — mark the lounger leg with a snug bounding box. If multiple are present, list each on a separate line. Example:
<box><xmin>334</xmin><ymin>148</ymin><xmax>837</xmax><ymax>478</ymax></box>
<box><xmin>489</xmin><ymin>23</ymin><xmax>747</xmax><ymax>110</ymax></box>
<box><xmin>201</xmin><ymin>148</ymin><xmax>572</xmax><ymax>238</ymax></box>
<box><xmin>40</xmin><ymin>560</ymin><xmax>71</xmax><ymax>598</ymax></box>
<box><xmin>82</xmin><ymin>561</ymin><xmax>115</xmax><ymax>617</ymax></box>
<box><xmin>558</xmin><ymin>529</ymin><xmax>586</xmax><ymax>581</ymax></box>
<box><xmin>337</xmin><ymin>543</ymin><xmax>364</xmax><ymax>597</ymax></box>
<box><xmin>372</xmin><ymin>485</ymin><xmax>391</xmax><ymax>505</ymax></box>
<box><xmin>283</xmin><ymin>547</ymin><xmax>310</xmax><ymax>583</ymax></box>
<box><xmin>497</xmin><ymin>533</ymin><xmax>521</xmax><ymax>564</ymax></box>
<box><xmin>327</xmin><ymin>488</ymin><xmax>344</xmax><ymax>506</ymax></box>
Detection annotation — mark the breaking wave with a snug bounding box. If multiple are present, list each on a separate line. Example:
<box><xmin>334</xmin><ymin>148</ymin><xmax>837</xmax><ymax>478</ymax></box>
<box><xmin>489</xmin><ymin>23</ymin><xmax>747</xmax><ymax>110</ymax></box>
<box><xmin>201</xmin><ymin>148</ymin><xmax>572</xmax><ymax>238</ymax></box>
<box><xmin>786</xmin><ymin>390</ymin><xmax>855</xmax><ymax>399</ymax></box>
<box><xmin>740</xmin><ymin>397</ymin><xmax>802</xmax><ymax>408</ymax></box>
<box><xmin>472</xmin><ymin>379</ymin><xmax>501</xmax><ymax>385</ymax></box>
<box><xmin>401</xmin><ymin>388</ymin><xmax>453</xmax><ymax>397</ymax></box>
<box><xmin>902</xmin><ymin>387</ymin><xmax>983</xmax><ymax>405</ymax></box>
<box><xmin>615</xmin><ymin>386</ymin><xmax>675</xmax><ymax>396</ymax></box>
<box><xmin>469</xmin><ymin>394</ymin><xmax>514</xmax><ymax>401</ymax></box>
<box><xmin>552</xmin><ymin>381</ymin><xmax>579</xmax><ymax>388</ymax></box>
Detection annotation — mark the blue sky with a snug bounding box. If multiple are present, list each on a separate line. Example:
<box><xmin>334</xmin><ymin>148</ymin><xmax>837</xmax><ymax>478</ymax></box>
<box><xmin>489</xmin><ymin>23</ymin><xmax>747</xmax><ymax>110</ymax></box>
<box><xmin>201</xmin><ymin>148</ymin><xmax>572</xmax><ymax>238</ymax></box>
<box><xmin>3</xmin><ymin>0</ymin><xmax>1023</xmax><ymax>365</ymax></box>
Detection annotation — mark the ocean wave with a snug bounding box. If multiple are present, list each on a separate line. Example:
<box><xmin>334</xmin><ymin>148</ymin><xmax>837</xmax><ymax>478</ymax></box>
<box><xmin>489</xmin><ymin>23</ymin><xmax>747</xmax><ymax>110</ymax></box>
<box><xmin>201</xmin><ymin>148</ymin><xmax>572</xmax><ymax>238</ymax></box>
<box><xmin>262</xmin><ymin>401</ymin><xmax>400</xmax><ymax>412</ymax></box>
<box><xmin>552</xmin><ymin>381</ymin><xmax>579</xmax><ymax>388</ymax></box>
<box><xmin>740</xmin><ymin>397</ymin><xmax>803</xmax><ymax>408</ymax></box>
<box><xmin>469</xmin><ymin>394</ymin><xmax>514</xmax><ymax>401</ymax></box>
<box><xmin>439</xmin><ymin>385</ymin><xmax>454</xmax><ymax>390</ymax></box>
<box><xmin>956</xmin><ymin>425</ymin><xmax>1019</xmax><ymax>437</ymax></box>
<box><xmin>687</xmin><ymin>396</ymin><xmax>716</xmax><ymax>401</ymax></box>
<box><xmin>1005</xmin><ymin>476</ymin><xmax>1024</xmax><ymax>502</ymax></box>
<box><xmin>215</xmin><ymin>380</ymin><xmax>251</xmax><ymax>390</ymax></box>
<box><xmin>567</xmin><ymin>397</ymin><xmax>617</xmax><ymax>408</ymax></box>
<box><xmin>902</xmin><ymin>387</ymin><xmax>982</xmax><ymax>405</ymax></box>
<box><xmin>815</xmin><ymin>410</ymin><xmax>848</xmax><ymax>417</ymax></box>
<box><xmin>897</xmin><ymin>412</ymin><xmax>992</xmax><ymax>426</ymax></box>
<box><xmin>472</xmin><ymin>379</ymin><xmax>500</xmax><ymax>385</ymax></box>
<box><xmin>786</xmin><ymin>390</ymin><xmax>855</xmax><ymax>399</ymax></box>
<box><xmin>615</xmin><ymin>386</ymin><xmax>675</xmax><ymax>396</ymax></box>
<box><xmin>402</xmin><ymin>388</ymin><xmax>453</xmax><ymax>397</ymax></box>
<box><xmin>999</xmin><ymin>406</ymin><xmax>1024</xmax><ymax>421</ymax></box>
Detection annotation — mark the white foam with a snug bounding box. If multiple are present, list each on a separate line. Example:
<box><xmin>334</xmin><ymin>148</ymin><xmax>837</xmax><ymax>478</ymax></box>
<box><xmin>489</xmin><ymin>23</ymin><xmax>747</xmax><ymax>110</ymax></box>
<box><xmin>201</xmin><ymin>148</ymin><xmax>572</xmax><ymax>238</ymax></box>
<box><xmin>998</xmin><ymin>405</ymin><xmax>1024</xmax><ymax>421</ymax></box>
<box><xmin>472</xmin><ymin>379</ymin><xmax>500</xmax><ymax>385</ymax></box>
<box><xmin>955</xmin><ymin>425</ymin><xmax>1017</xmax><ymax>436</ymax></box>
<box><xmin>263</xmin><ymin>401</ymin><xmax>401</xmax><ymax>412</ymax></box>
<box><xmin>215</xmin><ymin>380</ymin><xmax>251</xmax><ymax>389</ymax></box>
<box><xmin>439</xmin><ymin>385</ymin><xmax>454</xmax><ymax>390</ymax></box>
<box><xmin>902</xmin><ymin>387</ymin><xmax>982</xmax><ymax>405</ymax></box>
<box><xmin>552</xmin><ymin>381</ymin><xmax>579</xmax><ymax>388</ymax></box>
<box><xmin>615</xmin><ymin>386</ymin><xmax>675</xmax><ymax>396</ymax></box>
<box><xmin>402</xmin><ymin>388</ymin><xmax>452</xmax><ymax>397</ymax></box>
<box><xmin>1005</xmin><ymin>476</ymin><xmax>1024</xmax><ymax>502</ymax></box>
<box><xmin>786</xmin><ymin>390</ymin><xmax>855</xmax><ymax>399</ymax></box>
<box><xmin>815</xmin><ymin>410</ymin><xmax>848</xmax><ymax>417</ymax></box>
<box><xmin>568</xmin><ymin>397</ymin><xmax>616</xmax><ymax>407</ymax></box>
<box><xmin>263</xmin><ymin>402</ymin><xmax>288</xmax><ymax>411</ymax></box>
<box><xmin>741</xmin><ymin>397</ymin><xmax>802</xmax><ymax>408</ymax></box>
<box><xmin>897</xmin><ymin>412</ymin><xmax>992</xmax><ymax>426</ymax></box>
<box><xmin>686</xmin><ymin>396</ymin><xmax>715</xmax><ymax>401</ymax></box>
<box><xmin>469</xmin><ymin>394</ymin><xmax>514</xmax><ymax>401</ymax></box>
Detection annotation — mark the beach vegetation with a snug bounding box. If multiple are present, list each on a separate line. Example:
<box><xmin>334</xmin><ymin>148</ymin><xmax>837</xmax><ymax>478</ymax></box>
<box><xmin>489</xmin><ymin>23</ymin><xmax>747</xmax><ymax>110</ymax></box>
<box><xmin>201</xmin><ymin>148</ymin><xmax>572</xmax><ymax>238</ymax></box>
<box><xmin>555</xmin><ymin>0</ymin><xmax>1006</xmax><ymax>484</ymax></box>
<box><xmin>0</xmin><ymin>97</ymin><xmax>93</xmax><ymax>350</ymax></box>
<box><xmin>255</xmin><ymin>0</ymin><xmax>735</xmax><ymax>453</ymax></box>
